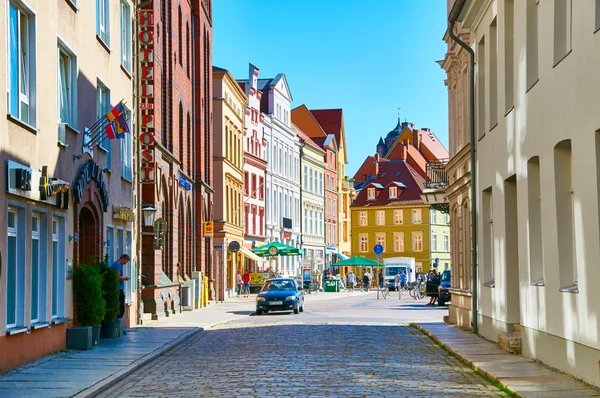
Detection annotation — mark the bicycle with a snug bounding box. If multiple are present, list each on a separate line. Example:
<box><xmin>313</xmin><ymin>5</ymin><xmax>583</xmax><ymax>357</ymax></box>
<box><xmin>379</xmin><ymin>285</ymin><xmax>390</xmax><ymax>299</ymax></box>
<box><xmin>409</xmin><ymin>282</ymin><xmax>426</xmax><ymax>300</ymax></box>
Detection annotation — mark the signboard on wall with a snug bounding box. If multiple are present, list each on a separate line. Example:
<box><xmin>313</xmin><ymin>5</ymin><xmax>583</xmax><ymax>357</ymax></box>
<box><xmin>138</xmin><ymin>5</ymin><xmax>156</xmax><ymax>184</ymax></box>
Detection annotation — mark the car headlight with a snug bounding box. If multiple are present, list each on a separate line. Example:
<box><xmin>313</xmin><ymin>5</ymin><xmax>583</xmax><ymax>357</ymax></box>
<box><xmin>285</xmin><ymin>296</ymin><xmax>297</xmax><ymax>301</ymax></box>
<box><xmin>256</xmin><ymin>296</ymin><xmax>266</xmax><ymax>302</ymax></box>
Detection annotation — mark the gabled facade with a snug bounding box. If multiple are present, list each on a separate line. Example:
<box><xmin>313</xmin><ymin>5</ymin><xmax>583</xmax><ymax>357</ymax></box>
<box><xmin>212</xmin><ymin>66</ymin><xmax>246</xmax><ymax>301</ymax></box>
<box><xmin>258</xmin><ymin>74</ymin><xmax>302</xmax><ymax>276</ymax></box>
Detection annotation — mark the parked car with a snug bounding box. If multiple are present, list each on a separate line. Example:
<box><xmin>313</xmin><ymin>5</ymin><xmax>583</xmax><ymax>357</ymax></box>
<box><xmin>438</xmin><ymin>269</ymin><xmax>451</xmax><ymax>306</ymax></box>
<box><xmin>256</xmin><ymin>278</ymin><xmax>304</xmax><ymax>315</ymax></box>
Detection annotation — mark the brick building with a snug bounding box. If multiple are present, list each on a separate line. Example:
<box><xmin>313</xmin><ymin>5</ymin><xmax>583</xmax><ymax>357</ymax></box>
<box><xmin>138</xmin><ymin>0</ymin><xmax>211</xmax><ymax>318</ymax></box>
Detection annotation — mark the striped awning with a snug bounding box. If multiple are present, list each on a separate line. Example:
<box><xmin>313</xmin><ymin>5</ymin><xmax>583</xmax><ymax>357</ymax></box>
<box><xmin>239</xmin><ymin>246</ymin><xmax>267</xmax><ymax>264</ymax></box>
<box><xmin>334</xmin><ymin>253</ymin><xmax>350</xmax><ymax>260</ymax></box>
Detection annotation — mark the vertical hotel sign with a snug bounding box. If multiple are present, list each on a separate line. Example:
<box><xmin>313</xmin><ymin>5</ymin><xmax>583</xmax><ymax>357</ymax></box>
<box><xmin>139</xmin><ymin>5</ymin><xmax>155</xmax><ymax>184</ymax></box>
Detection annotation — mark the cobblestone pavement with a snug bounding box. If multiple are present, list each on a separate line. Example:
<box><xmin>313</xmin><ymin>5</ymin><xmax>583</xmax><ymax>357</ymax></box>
<box><xmin>102</xmin><ymin>316</ymin><xmax>506</xmax><ymax>397</ymax></box>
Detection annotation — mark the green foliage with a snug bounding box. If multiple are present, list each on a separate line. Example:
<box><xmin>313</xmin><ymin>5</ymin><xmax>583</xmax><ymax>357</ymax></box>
<box><xmin>100</xmin><ymin>255</ymin><xmax>120</xmax><ymax>322</ymax></box>
<box><xmin>73</xmin><ymin>258</ymin><xmax>106</xmax><ymax>326</ymax></box>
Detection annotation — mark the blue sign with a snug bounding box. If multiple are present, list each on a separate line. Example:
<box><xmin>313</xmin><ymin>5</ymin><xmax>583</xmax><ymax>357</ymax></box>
<box><xmin>178</xmin><ymin>173</ymin><xmax>192</xmax><ymax>190</ymax></box>
<box><xmin>373</xmin><ymin>244</ymin><xmax>384</xmax><ymax>255</ymax></box>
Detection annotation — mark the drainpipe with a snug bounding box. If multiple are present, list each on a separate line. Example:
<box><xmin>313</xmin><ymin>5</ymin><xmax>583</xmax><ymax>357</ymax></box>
<box><xmin>447</xmin><ymin>2</ymin><xmax>478</xmax><ymax>334</ymax></box>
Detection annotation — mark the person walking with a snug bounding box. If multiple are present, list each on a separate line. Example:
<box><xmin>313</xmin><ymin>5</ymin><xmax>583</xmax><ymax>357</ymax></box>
<box><xmin>111</xmin><ymin>254</ymin><xmax>131</xmax><ymax>334</ymax></box>
<box><xmin>236</xmin><ymin>272</ymin><xmax>243</xmax><ymax>297</ymax></box>
<box><xmin>242</xmin><ymin>271</ymin><xmax>251</xmax><ymax>297</ymax></box>
<box><xmin>378</xmin><ymin>271</ymin><xmax>384</xmax><ymax>289</ymax></box>
<box><xmin>400</xmin><ymin>270</ymin><xmax>407</xmax><ymax>293</ymax></box>
<box><xmin>347</xmin><ymin>271</ymin><xmax>356</xmax><ymax>292</ymax></box>
<box><xmin>394</xmin><ymin>272</ymin><xmax>402</xmax><ymax>299</ymax></box>
<box><xmin>362</xmin><ymin>272</ymin><xmax>370</xmax><ymax>292</ymax></box>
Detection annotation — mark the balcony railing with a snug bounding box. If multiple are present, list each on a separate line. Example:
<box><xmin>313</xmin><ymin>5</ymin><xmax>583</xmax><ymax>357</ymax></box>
<box><xmin>424</xmin><ymin>159</ymin><xmax>449</xmax><ymax>190</ymax></box>
<box><xmin>342</xmin><ymin>177</ymin><xmax>355</xmax><ymax>191</ymax></box>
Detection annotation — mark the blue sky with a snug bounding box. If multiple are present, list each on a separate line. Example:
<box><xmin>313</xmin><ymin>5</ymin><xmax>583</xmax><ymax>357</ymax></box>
<box><xmin>213</xmin><ymin>0</ymin><xmax>448</xmax><ymax>176</ymax></box>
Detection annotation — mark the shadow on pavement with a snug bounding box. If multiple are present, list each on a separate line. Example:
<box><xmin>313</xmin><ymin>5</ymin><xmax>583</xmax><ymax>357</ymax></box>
<box><xmin>226</xmin><ymin>311</ymin><xmax>255</xmax><ymax>316</ymax></box>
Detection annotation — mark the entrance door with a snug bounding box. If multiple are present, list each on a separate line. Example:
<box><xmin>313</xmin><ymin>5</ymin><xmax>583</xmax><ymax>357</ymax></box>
<box><xmin>79</xmin><ymin>207</ymin><xmax>98</xmax><ymax>265</ymax></box>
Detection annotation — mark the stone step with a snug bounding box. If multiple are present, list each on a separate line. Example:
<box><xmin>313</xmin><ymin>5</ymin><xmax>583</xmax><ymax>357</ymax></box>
<box><xmin>498</xmin><ymin>331</ymin><xmax>522</xmax><ymax>355</ymax></box>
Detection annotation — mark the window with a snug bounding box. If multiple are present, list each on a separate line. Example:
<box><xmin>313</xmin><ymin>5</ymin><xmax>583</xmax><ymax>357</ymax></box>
<box><xmin>376</xmin><ymin>233</ymin><xmax>386</xmax><ymax>252</ymax></box>
<box><xmin>489</xmin><ymin>17</ymin><xmax>498</xmax><ymax>128</ymax></box>
<box><xmin>505</xmin><ymin>0</ymin><xmax>514</xmax><ymax>112</ymax></box>
<box><xmin>244</xmin><ymin>172</ymin><xmax>249</xmax><ymax>195</ymax></box>
<box><xmin>51</xmin><ymin>217</ymin><xmax>66</xmax><ymax>319</ymax></box>
<box><xmin>367</xmin><ymin>188</ymin><xmax>376</xmax><ymax>200</ymax></box>
<box><xmin>8</xmin><ymin>2</ymin><xmax>36</xmax><ymax>126</ymax></box>
<box><xmin>121</xmin><ymin>106</ymin><xmax>133</xmax><ymax>181</ymax></box>
<box><xmin>526</xmin><ymin>0</ymin><xmax>539</xmax><ymax>89</ymax></box>
<box><xmin>96</xmin><ymin>0</ymin><xmax>110</xmax><ymax>45</ymax></box>
<box><xmin>125</xmin><ymin>231</ymin><xmax>133</xmax><ymax>302</ymax></box>
<box><xmin>393</xmin><ymin>232</ymin><xmax>404</xmax><ymax>252</ymax></box>
<box><xmin>304</xmin><ymin>166</ymin><xmax>308</xmax><ymax>187</ymax></box>
<box><xmin>389</xmin><ymin>186</ymin><xmax>397</xmax><ymax>199</ymax></box>
<box><xmin>597</xmin><ymin>0</ymin><xmax>600</xmax><ymax>32</ymax></box>
<box><xmin>432</xmin><ymin>233</ymin><xmax>438</xmax><ymax>252</ymax></box>
<box><xmin>477</xmin><ymin>35</ymin><xmax>486</xmax><ymax>138</ymax></box>
<box><xmin>97</xmin><ymin>81</ymin><xmax>111</xmax><ymax>167</ymax></box>
<box><xmin>252</xmin><ymin>174</ymin><xmax>257</xmax><ymax>198</ymax></box>
<box><xmin>376</xmin><ymin>210</ymin><xmax>385</xmax><ymax>226</ymax></box>
<box><xmin>359</xmin><ymin>211</ymin><xmax>367</xmax><ymax>226</ymax></box>
<box><xmin>259</xmin><ymin>176</ymin><xmax>264</xmax><ymax>200</ymax></box>
<box><xmin>359</xmin><ymin>234</ymin><xmax>368</xmax><ymax>253</ymax></box>
<box><xmin>553</xmin><ymin>0</ymin><xmax>572</xmax><ymax>65</ymax></box>
<box><xmin>528</xmin><ymin>157</ymin><xmax>543</xmax><ymax>284</ymax></box>
<box><xmin>482</xmin><ymin>188</ymin><xmax>495</xmax><ymax>284</ymax></box>
<box><xmin>106</xmin><ymin>226</ymin><xmax>114</xmax><ymax>266</ymax></box>
<box><xmin>444</xmin><ymin>235</ymin><xmax>449</xmax><ymax>252</ymax></box>
<box><xmin>412</xmin><ymin>232</ymin><xmax>423</xmax><ymax>252</ymax></box>
<box><xmin>57</xmin><ymin>42</ymin><xmax>76</xmax><ymax>129</ymax></box>
<box><xmin>31</xmin><ymin>213</ymin><xmax>47</xmax><ymax>324</ymax></box>
<box><xmin>394</xmin><ymin>209</ymin><xmax>403</xmax><ymax>224</ymax></box>
<box><xmin>309</xmin><ymin>169</ymin><xmax>313</xmax><ymax>193</ymax></box>
<box><xmin>177</xmin><ymin>6</ymin><xmax>182</xmax><ymax>66</ymax></box>
<box><xmin>431</xmin><ymin>211</ymin><xmax>437</xmax><ymax>225</ymax></box>
<box><xmin>7</xmin><ymin>208</ymin><xmax>21</xmax><ymax>328</ymax></box>
<box><xmin>412</xmin><ymin>209</ymin><xmax>422</xmax><ymax>224</ymax></box>
<box><xmin>120</xmin><ymin>0</ymin><xmax>131</xmax><ymax>71</ymax></box>
<box><xmin>444</xmin><ymin>213</ymin><xmax>449</xmax><ymax>225</ymax></box>
<box><xmin>319</xmin><ymin>173</ymin><xmax>323</xmax><ymax>195</ymax></box>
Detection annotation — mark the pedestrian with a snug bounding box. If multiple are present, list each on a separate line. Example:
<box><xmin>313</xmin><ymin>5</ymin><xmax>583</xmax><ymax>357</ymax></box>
<box><xmin>347</xmin><ymin>271</ymin><xmax>356</xmax><ymax>292</ymax></box>
<box><xmin>236</xmin><ymin>272</ymin><xmax>243</xmax><ymax>297</ymax></box>
<box><xmin>378</xmin><ymin>271</ymin><xmax>384</xmax><ymax>289</ymax></box>
<box><xmin>400</xmin><ymin>270</ymin><xmax>407</xmax><ymax>292</ymax></box>
<box><xmin>362</xmin><ymin>272</ymin><xmax>370</xmax><ymax>292</ymax></box>
<box><xmin>111</xmin><ymin>254</ymin><xmax>131</xmax><ymax>333</ymax></box>
<box><xmin>426</xmin><ymin>270</ymin><xmax>441</xmax><ymax>305</ymax></box>
<box><xmin>242</xmin><ymin>271</ymin><xmax>251</xmax><ymax>297</ymax></box>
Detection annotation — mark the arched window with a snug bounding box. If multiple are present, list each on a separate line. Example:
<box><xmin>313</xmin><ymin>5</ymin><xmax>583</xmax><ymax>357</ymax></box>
<box><xmin>186</xmin><ymin>22</ymin><xmax>190</xmax><ymax>76</ymax></box>
<box><xmin>179</xmin><ymin>103</ymin><xmax>183</xmax><ymax>164</ymax></box>
<box><xmin>178</xmin><ymin>6</ymin><xmax>182</xmax><ymax>66</ymax></box>
<box><xmin>187</xmin><ymin>112</ymin><xmax>191</xmax><ymax>174</ymax></box>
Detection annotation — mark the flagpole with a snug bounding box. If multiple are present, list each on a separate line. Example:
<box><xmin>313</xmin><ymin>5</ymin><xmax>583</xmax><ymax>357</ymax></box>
<box><xmin>86</xmin><ymin>113</ymin><xmax>131</xmax><ymax>148</ymax></box>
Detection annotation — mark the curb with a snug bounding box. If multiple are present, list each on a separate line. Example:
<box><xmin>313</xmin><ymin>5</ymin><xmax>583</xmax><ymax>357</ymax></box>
<box><xmin>409</xmin><ymin>323</ymin><xmax>521</xmax><ymax>398</ymax></box>
<box><xmin>74</xmin><ymin>318</ymin><xmax>236</xmax><ymax>398</ymax></box>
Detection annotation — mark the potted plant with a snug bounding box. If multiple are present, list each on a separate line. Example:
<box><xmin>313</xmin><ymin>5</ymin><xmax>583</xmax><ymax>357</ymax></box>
<box><xmin>100</xmin><ymin>256</ymin><xmax>122</xmax><ymax>338</ymax></box>
<box><xmin>67</xmin><ymin>260</ymin><xmax>105</xmax><ymax>349</ymax></box>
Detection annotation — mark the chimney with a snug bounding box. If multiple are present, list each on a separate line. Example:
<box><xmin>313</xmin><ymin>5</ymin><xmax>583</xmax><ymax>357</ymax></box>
<box><xmin>400</xmin><ymin>143</ymin><xmax>408</xmax><ymax>161</ymax></box>
<box><xmin>374</xmin><ymin>157</ymin><xmax>380</xmax><ymax>176</ymax></box>
<box><xmin>422</xmin><ymin>127</ymin><xmax>431</xmax><ymax>132</ymax></box>
<box><xmin>413</xmin><ymin>131</ymin><xmax>421</xmax><ymax>150</ymax></box>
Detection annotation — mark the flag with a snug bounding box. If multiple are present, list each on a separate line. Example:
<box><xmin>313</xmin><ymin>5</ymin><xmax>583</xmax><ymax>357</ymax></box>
<box><xmin>104</xmin><ymin>102</ymin><xmax>128</xmax><ymax>140</ymax></box>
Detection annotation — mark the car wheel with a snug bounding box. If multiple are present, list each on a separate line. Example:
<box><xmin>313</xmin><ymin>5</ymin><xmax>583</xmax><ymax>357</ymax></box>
<box><xmin>299</xmin><ymin>304</ymin><xmax>304</xmax><ymax>312</ymax></box>
<box><xmin>293</xmin><ymin>307</ymin><xmax>299</xmax><ymax>314</ymax></box>
<box><xmin>256</xmin><ymin>310</ymin><xmax>263</xmax><ymax>315</ymax></box>
<box><xmin>438</xmin><ymin>300</ymin><xmax>445</xmax><ymax>306</ymax></box>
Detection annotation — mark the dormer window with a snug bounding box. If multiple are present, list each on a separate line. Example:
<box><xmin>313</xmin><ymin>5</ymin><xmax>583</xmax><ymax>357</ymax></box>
<box><xmin>367</xmin><ymin>188</ymin><xmax>376</xmax><ymax>200</ymax></box>
<box><xmin>389</xmin><ymin>186</ymin><xmax>398</xmax><ymax>199</ymax></box>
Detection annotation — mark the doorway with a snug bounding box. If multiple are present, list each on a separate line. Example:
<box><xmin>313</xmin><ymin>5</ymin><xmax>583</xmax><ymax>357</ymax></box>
<box><xmin>79</xmin><ymin>207</ymin><xmax>98</xmax><ymax>265</ymax></box>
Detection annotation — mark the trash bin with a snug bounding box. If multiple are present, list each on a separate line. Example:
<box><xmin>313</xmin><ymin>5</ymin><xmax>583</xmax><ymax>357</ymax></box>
<box><xmin>324</xmin><ymin>280</ymin><xmax>340</xmax><ymax>293</ymax></box>
<box><xmin>181</xmin><ymin>285</ymin><xmax>192</xmax><ymax>307</ymax></box>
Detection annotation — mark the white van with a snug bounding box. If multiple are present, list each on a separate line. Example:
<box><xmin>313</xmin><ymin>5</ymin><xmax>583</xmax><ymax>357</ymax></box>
<box><xmin>382</xmin><ymin>257</ymin><xmax>416</xmax><ymax>290</ymax></box>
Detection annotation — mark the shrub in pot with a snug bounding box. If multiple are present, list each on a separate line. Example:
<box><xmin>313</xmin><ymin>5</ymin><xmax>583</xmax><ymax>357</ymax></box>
<box><xmin>100</xmin><ymin>256</ymin><xmax>122</xmax><ymax>338</ymax></box>
<box><xmin>68</xmin><ymin>260</ymin><xmax>106</xmax><ymax>349</ymax></box>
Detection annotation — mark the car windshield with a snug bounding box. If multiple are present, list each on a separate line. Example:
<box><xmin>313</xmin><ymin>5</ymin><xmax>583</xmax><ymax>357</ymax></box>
<box><xmin>441</xmin><ymin>270</ymin><xmax>451</xmax><ymax>282</ymax></box>
<box><xmin>260</xmin><ymin>280</ymin><xmax>296</xmax><ymax>292</ymax></box>
<box><xmin>385</xmin><ymin>267</ymin><xmax>404</xmax><ymax>276</ymax></box>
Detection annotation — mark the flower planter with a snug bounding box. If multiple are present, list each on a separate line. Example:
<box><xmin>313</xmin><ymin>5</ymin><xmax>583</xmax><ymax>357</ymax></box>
<box><xmin>66</xmin><ymin>326</ymin><xmax>93</xmax><ymax>350</ymax></box>
<box><xmin>102</xmin><ymin>318</ymin><xmax>123</xmax><ymax>339</ymax></box>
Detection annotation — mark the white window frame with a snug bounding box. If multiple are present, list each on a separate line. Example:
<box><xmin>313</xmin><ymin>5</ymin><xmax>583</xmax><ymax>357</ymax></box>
<box><xmin>393</xmin><ymin>232</ymin><xmax>404</xmax><ymax>252</ymax></box>
<box><xmin>375</xmin><ymin>233</ymin><xmax>386</xmax><ymax>252</ymax></box>
<box><xmin>121</xmin><ymin>105</ymin><xmax>133</xmax><ymax>181</ymax></box>
<box><xmin>359</xmin><ymin>211</ymin><xmax>367</xmax><ymax>226</ymax></box>
<box><xmin>57</xmin><ymin>38</ymin><xmax>77</xmax><ymax>135</ymax></box>
<box><xmin>96</xmin><ymin>0</ymin><xmax>110</xmax><ymax>46</ymax></box>
<box><xmin>376</xmin><ymin>210</ymin><xmax>385</xmax><ymax>226</ymax></box>
<box><xmin>432</xmin><ymin>233</ymin><xmax>438</xmax><ymax>252</ymax></box>
<box><xmin>97</xmin><ymin>79</ymin><xmax>111</xmax><ymax>165</ymax></box>
<box><xmin>30</xmin><ymin>212</ymin><xmax>47</xmax><ymax>324</ymax></box>
<box><xmin>412</xmin><ymin>231</ymin><xmax>423</xmax><ymax>252</ymax></box>
<box><xmin>389</xmin><ymin>186</ymin><xmax>398</xmax><ymax>199</ymax></box>
<box><xmin>367</xmin><ymin>188</ymin><xmax>376</xmax><ymax>200</ymax></box>
<box><xmin>412</xmin><ymin>209</ymin><xmax>422</xmax><ymax>224</ymax></box>
<box><xmin>106</xmin><ymin>225</ymin><xmax>115</xmax><ymax>264</ymax></box>
<box><xmin>6</xmin><ymin>207</ymin><xmax>19</xmax><ymax>329</ymax></box>
<box><xmin>431</xmin><ymin>211</ymin><xmax>437</xmax><ymax>225</ymax></box>
<box><xmin>444</xmin><ymin>235</ymin><xmax>449</xmax><ymax>252</ymax></box>
<box><xmin>394</xmin><ymin>209</ymin><xmax>403</xmax><ymax>224</ymax></box>
<box><xmin>125</xmin><ymin>230</ymin><xmax>133</xmax><ymax>303</ymax></box>
<box><xmin>359</xmin><ymin>234</ymin><xmax>368</xmax><ymax>253</ymax></box>
<box><xmin>7</xmin><ymin>1</ymin><xmax>36</xmax><ymax>127</ymax></box>
<box><xmin>120</xmin><ymin>0</ymin><xmax>131</xmax><ymax>71</ymax></box>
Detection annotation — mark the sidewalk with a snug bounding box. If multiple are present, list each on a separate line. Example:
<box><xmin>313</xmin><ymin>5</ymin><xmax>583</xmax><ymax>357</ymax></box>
<box><xmin>0</xmin><ymin>290</ymin><xmax>355</xmax><ymax>398</ymax></box>
<box><xmin>412</xmin><ymin>322</ymin><xmax>600</xmax><ymax>398</ymax></box>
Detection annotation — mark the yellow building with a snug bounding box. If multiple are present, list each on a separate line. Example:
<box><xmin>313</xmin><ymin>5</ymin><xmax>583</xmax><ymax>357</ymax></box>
<box><xmin>213</xmin><ymin>67</ymin><xmax>247</xmax><ymax>300</ymax></box>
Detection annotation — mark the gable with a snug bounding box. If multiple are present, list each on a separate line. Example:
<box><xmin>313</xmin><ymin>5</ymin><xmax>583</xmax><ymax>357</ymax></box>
<box><xmin>291</xmin><ymin>105</ymin><xmax>327</xmax><ymax>139</ymax></box>
<box><xmin>273</xmin><ymin>74</ymin><xmax>293</xmax><ymax>102</ymax></box>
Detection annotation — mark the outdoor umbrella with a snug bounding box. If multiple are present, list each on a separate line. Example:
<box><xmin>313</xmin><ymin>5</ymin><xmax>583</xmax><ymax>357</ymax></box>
<box><xmin>251</xmin><ymin>242</ymin><xmax>302</xmax><ymax>257</ymax></box>
<box><xmin>330</xmin><ymin>256</ymin><xmax>382</xmax><ymax>267</ymax></box>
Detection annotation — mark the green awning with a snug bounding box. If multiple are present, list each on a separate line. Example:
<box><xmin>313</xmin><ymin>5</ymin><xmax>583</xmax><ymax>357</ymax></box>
<box><xmin>330</xmin><ymin>256</ymin><xmax>383</xmax><ymax>267</ymax></box>
<box><xmin>251</xmin><ymin>242</ymin><xmax>302</xmax><ymax>257</ymax></box>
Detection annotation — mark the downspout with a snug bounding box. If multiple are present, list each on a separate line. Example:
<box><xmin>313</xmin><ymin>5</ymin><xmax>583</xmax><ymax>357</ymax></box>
<box><xmin>447</xmin><ymin>4</ymin><xmax>478</xmax><ymax>334</ymax></box>
<box><xmin>191</xmin><ymin>12</ymin><xmax>197</xmax><ymax>280</ymax></box>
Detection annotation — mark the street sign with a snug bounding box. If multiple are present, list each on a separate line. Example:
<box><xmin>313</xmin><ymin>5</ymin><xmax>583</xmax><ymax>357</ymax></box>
<box><xmin>203</xmin><ymin>221</ymin><xmax>214</xmax><ymax>236</ymax></box>
<box><xmin>373</xmin><ymin>244</ymin><xmax>384</xmax><ymax>255</ymax></box>
<box><xmin>228</xmin><ymin>241</ymin><xmax>240</xmax><ymax>252</ymax></box>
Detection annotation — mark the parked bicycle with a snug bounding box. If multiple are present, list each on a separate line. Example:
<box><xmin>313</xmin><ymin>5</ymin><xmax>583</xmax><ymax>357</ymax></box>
<box><xmin>408</xmin><ymin>282</ymin><xmax>426</xmax><ymax>300</ymax></box>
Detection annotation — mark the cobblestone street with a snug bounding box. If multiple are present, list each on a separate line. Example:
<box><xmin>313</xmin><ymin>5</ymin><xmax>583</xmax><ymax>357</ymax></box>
<box><xmin>102</xmin><ymin>294</ymin><xmax>506</xmax><ymax>397</ymax></box>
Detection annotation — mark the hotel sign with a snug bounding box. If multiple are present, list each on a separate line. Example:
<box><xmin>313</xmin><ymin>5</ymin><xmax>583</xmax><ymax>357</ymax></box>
<box><xmin>6</xmin><ymin>160</ymin><xmax>70</xmax><ymax>210</ymax></box>
<box><xmin>139</xmin><ymin>5</ymin><xmax>155</xmax><ymax>184</ymax></box>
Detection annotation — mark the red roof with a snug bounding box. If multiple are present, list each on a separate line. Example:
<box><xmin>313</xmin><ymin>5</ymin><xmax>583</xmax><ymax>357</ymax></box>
<box><xmin>310</xmin><ymin>109</ymin><xmax>345</xmax><ymax>149</ymax></box>
<box><xmin>352</xmin><ymin>160</ymin><xmax>426</xmax><ymax>207</ymax></box>
<box><xmin>418</xmin><ymin>129</ymin><xmax>448</xmax><ymax>160</ymax></box>
<box><xmin>292</xmin><ymin>123</ymin><xmax>323</xmax><ymax>152</ymax></box>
